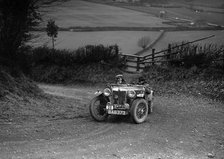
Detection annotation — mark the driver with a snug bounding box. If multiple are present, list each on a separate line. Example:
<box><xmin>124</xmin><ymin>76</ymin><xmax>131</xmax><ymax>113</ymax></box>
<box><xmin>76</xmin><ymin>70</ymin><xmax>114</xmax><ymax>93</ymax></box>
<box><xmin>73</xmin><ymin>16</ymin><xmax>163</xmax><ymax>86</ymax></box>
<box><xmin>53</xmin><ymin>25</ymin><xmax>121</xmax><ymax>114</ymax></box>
<box><xmin>116</xmin><ymin>74</ymin><xmax>126</xmax><ymax>84</ymax></box>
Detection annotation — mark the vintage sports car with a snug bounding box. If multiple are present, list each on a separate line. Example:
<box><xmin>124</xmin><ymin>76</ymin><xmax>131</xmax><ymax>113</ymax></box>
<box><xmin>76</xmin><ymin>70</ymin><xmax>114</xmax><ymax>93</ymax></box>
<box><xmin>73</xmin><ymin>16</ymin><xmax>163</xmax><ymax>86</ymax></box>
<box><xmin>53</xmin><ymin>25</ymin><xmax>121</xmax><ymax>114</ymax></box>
<box><xmin>89</xmin><ymin>75</ymin><xmax>153</xmax><ymax>124</ymax></box>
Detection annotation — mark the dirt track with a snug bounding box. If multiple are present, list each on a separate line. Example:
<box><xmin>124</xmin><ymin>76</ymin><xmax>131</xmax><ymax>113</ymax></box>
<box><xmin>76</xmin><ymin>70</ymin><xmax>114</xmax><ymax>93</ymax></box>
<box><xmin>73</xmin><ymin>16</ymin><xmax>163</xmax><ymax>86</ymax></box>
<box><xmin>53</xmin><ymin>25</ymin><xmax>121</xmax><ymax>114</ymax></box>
<box><xmin>0</xmin><ymin>84</ymin><xmax>224</xmax><ymax>159</ymax></box>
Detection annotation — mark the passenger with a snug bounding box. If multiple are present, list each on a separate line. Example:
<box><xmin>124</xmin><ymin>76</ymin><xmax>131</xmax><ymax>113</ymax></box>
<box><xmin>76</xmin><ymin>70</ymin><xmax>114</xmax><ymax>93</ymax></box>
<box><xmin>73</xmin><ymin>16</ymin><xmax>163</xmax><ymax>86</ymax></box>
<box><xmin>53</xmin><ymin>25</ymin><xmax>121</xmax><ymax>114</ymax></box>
<box><xmin>138</xmin><ymin>77</ymin><xmax>146</xmax><ymax>85</ymax></box>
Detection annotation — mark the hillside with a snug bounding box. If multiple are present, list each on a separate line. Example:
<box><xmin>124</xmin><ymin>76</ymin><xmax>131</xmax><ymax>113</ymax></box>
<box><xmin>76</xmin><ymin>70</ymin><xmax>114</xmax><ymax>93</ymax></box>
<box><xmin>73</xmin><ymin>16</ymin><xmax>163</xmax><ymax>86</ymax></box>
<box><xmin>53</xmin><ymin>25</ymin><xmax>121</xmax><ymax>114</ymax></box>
<box><xmin>39</xmin><ymin>0</ymin><xmax>172</xmax><ymax>28</ymax></box>
<box><xmin>0</xmin><ymin>67</ymin><xmax>44</xmax><ymax>120</ymax></box>
<box><xmin>83</xmin><ymin>0</ymin><xmax>224</xmax><ymax>26</ymax></box>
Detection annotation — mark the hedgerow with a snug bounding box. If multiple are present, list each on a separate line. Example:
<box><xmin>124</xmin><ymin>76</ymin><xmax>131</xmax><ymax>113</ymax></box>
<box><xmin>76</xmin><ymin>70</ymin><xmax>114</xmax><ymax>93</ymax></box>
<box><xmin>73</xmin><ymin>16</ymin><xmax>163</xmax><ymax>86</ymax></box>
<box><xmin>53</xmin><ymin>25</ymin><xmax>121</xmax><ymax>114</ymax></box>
<box><xmin>30</xmin><ymin>44</ymin><xmax>121</xmax><ymax>66</ymax></box>
<box><xmin>27</xmin><ymin>44</ymin><xmax>125</xmax><ymax>83</ymax></box>
<box><xmin>163</xmin><ymin>42</ymin><xmax>224</xmax><ymax>69</ymax></box>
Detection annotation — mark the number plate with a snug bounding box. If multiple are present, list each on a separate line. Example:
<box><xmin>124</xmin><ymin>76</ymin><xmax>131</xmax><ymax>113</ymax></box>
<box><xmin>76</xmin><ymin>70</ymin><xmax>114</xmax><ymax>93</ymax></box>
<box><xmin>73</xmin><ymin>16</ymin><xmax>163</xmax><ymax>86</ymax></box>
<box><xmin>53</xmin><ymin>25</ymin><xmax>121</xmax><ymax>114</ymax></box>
<box><xmin>108</xmin><ymin>110</ymin><xmax>126</xmax><ymax>115</ymax></box>
<box><xmin>106</xmin><ymin>104</ymin><xmax>125</xmax><ymax>110</ymax></box>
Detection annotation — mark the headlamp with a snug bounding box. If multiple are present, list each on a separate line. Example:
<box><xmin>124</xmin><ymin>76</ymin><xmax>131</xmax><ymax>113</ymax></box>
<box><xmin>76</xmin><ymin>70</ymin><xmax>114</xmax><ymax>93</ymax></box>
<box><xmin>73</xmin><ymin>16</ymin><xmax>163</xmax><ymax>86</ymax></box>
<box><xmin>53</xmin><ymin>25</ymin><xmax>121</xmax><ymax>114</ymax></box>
<box><xmin>128</xmin><ymin>90</ymin><xmax>136</xmax><ymax>98</ymax></box>
<box><xmin>103</xmin><ymin>88</ymin><xmax>111</xmax><ymax>96</ymax></box>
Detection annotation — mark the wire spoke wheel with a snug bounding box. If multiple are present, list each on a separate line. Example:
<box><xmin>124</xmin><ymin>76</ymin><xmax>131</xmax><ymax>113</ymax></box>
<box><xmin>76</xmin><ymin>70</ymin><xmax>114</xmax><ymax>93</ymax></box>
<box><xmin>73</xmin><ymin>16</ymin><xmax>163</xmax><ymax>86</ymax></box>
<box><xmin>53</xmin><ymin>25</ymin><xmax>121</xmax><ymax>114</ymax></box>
<box><xmin>90</xmin><ymin>96</ymin><xmax>108</xmax><ymax>122</ymax></box>
<box><xmin>136</xmin><ymin>103</ymin><xmax>147</xmax><ymax>119</ymax></box>
<box><xmin>131</xmin><ymin>99</ymin><xmax>148</xmax><ymax>124</ymax></box>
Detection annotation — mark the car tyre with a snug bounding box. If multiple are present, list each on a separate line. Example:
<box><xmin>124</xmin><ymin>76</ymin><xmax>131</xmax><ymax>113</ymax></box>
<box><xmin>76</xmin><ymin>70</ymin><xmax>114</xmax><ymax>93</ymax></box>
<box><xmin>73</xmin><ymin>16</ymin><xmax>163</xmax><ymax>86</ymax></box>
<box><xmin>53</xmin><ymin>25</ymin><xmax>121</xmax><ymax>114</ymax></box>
<box><xmin>131</xmin><ymin>99</ymin><xmax>148</xmax><ymax>124</ymax></box>
<box><xmin>89</xmin><ymin>96</ymin><xmax>108</xmax><ymax>122</ymax></box>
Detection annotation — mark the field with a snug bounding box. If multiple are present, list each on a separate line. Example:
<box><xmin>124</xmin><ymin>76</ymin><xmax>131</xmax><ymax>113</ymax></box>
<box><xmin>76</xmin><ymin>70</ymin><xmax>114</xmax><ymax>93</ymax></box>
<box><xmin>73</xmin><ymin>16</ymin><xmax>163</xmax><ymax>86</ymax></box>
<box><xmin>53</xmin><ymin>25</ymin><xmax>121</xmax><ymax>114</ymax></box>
<box><xmin>155</xmin><ymin>7</ymin><xmax>224</xmax><ymax>26</ymax></box>
<box><xmin>40</xmin><ymin>0</ymin><xmax>171</xmax><ymax>28</ymax></box>
<box><xmin>85</xmin><ymin>0</ymin><xmax>224</xmax><ymax>27</ymax></box>
<box><xmin>112</xmin><ymin>4</ymin><xmax>224</xmax><ymax>26</ymax></box>
<box><xmin>30</xmin><ymin>0</ymin><xmax>224</xmax><ymax>56</ymax></box>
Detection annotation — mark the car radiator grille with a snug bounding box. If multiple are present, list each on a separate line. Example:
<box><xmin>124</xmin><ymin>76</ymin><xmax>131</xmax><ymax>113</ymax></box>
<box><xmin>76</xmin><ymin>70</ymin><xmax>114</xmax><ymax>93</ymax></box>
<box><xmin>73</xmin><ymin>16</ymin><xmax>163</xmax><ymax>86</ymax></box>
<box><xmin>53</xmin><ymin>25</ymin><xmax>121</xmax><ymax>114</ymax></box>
<box><xmin>112</xmin><ymin>91</ymin><xmax>126</xmax><ymax>105</ymax></box>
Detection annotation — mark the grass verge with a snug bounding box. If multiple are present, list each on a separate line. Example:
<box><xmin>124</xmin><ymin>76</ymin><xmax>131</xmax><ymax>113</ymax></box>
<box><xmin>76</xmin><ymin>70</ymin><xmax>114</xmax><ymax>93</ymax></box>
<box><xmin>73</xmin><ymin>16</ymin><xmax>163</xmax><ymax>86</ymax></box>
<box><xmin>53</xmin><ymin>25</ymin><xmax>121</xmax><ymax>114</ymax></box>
<box><xmin>138</xmin><ymin>65</ymin><xmax>224</xmax><ymax>101</ymax></box>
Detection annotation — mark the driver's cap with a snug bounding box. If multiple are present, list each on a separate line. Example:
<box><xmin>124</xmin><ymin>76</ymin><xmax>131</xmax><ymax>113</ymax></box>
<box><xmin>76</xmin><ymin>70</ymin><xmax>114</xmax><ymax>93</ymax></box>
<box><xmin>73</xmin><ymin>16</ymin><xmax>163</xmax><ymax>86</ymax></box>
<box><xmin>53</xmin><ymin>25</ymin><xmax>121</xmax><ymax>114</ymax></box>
<box><xmin>116</xmin><ymin>74</ymin><xmax>123</xmax><ymax>79</ymax></box>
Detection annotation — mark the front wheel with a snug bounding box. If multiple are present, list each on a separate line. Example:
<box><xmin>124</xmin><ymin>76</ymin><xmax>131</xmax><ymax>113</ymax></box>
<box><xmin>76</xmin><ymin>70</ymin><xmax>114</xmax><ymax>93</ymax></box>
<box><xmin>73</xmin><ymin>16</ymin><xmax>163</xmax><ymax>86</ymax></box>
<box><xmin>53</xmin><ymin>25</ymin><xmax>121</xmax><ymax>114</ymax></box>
<box><xmin>131</xmin><ymin>99</ymin><xmax>148</xmax><ymax>124</ymax></box>
<box><xmin>89</xmin><ymin>95</ymin><xmax>108</xmax><ymax>122</ymax></box>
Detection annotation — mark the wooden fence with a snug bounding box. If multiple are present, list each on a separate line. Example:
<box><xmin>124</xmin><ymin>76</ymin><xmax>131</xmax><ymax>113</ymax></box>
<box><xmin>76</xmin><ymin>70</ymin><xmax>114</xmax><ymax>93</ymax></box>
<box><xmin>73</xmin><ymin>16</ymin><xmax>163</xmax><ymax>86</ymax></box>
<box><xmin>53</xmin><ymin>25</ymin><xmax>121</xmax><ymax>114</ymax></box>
<box><xmin>120</xmin><ymin>54</ymin><xmax>145</xmax><ymax>72</ymax></box>
<box><xmin>121</xmin><ymin>35</ymin><xmax>224</xmax><ymax>72</ymax></box>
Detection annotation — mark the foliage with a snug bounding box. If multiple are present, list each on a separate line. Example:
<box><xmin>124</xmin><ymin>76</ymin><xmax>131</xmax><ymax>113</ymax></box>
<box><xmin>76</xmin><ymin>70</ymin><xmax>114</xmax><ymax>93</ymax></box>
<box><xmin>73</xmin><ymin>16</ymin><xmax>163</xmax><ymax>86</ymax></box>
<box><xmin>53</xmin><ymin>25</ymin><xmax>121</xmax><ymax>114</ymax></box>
<box><xmin>30</xmin><ymin>44</ymin><xmax>123</xmax><ymax>66</ymax></box>
<box><xmin>27</xmin><ymin>44</ymin><xmax>125</xmax><ymax>83</ymax></box>
<box><xmin>138</xmin><ymin>36</ymin><xmax>151</xmax><ymax>49</ymax></box>
<box><xmin>141</xmin><ymin>65</ymin><xmax>224</xmax><ymax>101</ymax></box>
<box><xmin>0</xmin><ymin>0</ymin><xmax>41</xmax><ymax>60</ymax></box>
<box><xmin>30</xmin><ymin>63</ymin><xmax>122</xmax><ymax>84</ymax></box>
<box><xmin>0</xmin><ymin>66</ymin><xmax>42</xmax><ymax>99</ymax></box>
<box><xmin>46</xmin><ymin>19</ymin><xmax>59</xmax><ymax>49</ymax></box>
<box><xmin>139</xmin><ymin>42</ymin><xmax>224</xmax><ymax>101</ymax></box>
<box><xmin>163</xmin><ymin>42</ymin><xmax>224</xmax><ymax>69</ymax></box>
<box><xmin>142</xmin><ymin>42</ymin><xmax>224</xmax><ymax>101</ymax></box>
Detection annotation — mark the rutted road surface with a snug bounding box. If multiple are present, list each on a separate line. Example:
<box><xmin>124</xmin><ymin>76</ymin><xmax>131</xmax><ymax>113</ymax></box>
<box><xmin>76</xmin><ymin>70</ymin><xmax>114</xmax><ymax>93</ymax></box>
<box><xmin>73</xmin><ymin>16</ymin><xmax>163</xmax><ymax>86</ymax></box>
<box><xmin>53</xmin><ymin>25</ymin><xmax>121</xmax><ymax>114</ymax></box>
<box><xmin>0</xmin><ymin>84</ymin><xmax>224</xmax><ymax>159</ymax></box>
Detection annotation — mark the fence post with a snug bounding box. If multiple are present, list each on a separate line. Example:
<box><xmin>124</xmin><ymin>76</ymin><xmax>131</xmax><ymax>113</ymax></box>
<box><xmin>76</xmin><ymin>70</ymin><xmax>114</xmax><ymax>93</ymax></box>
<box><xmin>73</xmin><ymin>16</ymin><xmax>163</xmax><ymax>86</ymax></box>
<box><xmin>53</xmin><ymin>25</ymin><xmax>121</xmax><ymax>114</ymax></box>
<box><xmin>122</xmin><ymin>54</ymin><xmax>126</xmax><ymax>68</ymax></box>
<box><xmin>223</xmin><ymin>51</ymin><xmax>224</xmax><ymax>71</ymax></box>
<box><xmin>152</xmin><ymin>48</ymin><xmax>155</xmax><ymax>65</ymax></box>
<box><xmin>194</xmin><ymin>46</ymin><xmax>197</xmax><ymax>55</ymax></box>
<box><xmin>137</xmin><ymin>57</ymin><xmax>140</xmax><ymax>71</ymax></box>
<box><xmin>167</xmin><ymin>44</ymin><xmax>171</xmax><ymax>60</ymax></box>
<box><xmin>166</xmin><ymin>44</ymin><xmax>171</xmax><ymax>66</ymax></box>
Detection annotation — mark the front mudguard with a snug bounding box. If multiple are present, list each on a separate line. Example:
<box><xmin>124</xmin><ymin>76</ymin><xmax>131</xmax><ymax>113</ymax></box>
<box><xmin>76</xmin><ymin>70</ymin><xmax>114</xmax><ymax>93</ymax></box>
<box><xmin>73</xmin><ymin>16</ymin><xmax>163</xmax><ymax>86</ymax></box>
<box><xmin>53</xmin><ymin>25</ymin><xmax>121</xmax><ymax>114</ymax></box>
<box><xmin>94</xmin><ymin>93</ymin><xmax>109</xmax><ymax>105</ymax></box>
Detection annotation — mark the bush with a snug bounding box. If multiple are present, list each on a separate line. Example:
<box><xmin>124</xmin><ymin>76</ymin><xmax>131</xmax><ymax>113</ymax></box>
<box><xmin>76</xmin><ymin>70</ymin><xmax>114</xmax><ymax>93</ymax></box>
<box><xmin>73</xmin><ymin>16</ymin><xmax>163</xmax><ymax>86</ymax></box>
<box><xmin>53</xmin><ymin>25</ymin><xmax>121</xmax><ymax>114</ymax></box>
<box><xmin>30</xmin><ymin>63</ymin><xmax>122</xmax><ymax>84</ymax></box>
<box><xmin>31</xmin><ymin>47</ymin><xmax>77</xmax><ymax>66</ymax></box>
<box><xmin>28</xmin><ymin>44</ymin><xmax>125</xmax><ymax>84</ymax></box>
<box><xmin>141</xmin><ymin>65</ymin><xmax>224</xmax><ymax>101</ymax></box>
<box><xmin>0</xmin><ymin>66</ymin><xmax>42</xmax><ymax>99</ymax></box>
<box><xmin>163</xmin><ymin>43</ymin><xmax>224</xmax><ymax>70</ymax></box>
<box><xmin>30</xmin><ymin>44</ymin><xmax>122</xmax><ymax>66</ymax></box>
<box><xmin>75</xmin><ymin>44</ymin><xmax>120</xmax><ymax>64</ymax></box>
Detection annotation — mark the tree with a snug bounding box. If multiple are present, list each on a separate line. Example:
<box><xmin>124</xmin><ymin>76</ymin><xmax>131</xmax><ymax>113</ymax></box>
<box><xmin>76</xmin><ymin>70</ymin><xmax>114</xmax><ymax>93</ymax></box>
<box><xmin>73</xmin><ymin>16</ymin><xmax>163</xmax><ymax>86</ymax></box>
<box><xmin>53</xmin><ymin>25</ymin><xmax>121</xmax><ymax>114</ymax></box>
<box><xmin>46</xmin><ymin>19</ymin><xmax>59</xmax><ymax>49</ymax></box>
<box><xmin>138</xmin><ymin>36</ymin><xmax>151</xmax><ymax>49</ymax></box>
<box><xmin>0</xmin><ymin>0</ymin><xmax>41</xmax><ymax>61</ymax></box>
